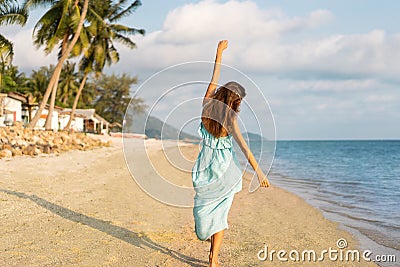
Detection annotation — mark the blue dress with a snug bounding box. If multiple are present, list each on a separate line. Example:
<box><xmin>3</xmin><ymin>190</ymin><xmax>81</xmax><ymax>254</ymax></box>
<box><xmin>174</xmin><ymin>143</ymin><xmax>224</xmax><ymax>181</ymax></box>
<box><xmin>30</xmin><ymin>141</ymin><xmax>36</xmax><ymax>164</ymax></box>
<box><xmin>192</xmin><ymin>122</ymin><xmax>243</xmax><ymax>241</ymax></box>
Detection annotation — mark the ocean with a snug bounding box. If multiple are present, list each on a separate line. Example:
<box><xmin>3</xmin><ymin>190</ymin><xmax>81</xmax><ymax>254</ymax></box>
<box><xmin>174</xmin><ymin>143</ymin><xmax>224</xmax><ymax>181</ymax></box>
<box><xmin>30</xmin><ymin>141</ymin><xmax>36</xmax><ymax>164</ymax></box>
<box><xmin>239</xmin><ymin>140</ymin><xmax>400</xmax><ymax>264</ymax></box>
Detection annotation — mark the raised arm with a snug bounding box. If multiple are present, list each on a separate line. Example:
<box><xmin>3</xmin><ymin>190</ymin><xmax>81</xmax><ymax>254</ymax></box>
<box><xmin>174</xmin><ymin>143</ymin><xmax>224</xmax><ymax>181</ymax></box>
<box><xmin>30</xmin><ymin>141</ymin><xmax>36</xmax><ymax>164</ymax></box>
<box><xmin>203</xmin><ymin>40</ymin><xmax>228</xmax><ymax>106</ymax></box>
<box><xmin>231</xmin><ymin>117</ymin><xmax>271</xmax><ymax>188</ymax></box>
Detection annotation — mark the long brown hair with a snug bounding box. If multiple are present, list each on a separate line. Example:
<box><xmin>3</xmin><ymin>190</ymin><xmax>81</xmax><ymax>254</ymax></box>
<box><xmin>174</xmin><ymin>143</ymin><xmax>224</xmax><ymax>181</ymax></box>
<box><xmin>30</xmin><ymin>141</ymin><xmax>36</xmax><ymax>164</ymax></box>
<box><xmin>202</xmin><ymin>81</ymin><xmax>246</xmax><ymax>137</ymax></box>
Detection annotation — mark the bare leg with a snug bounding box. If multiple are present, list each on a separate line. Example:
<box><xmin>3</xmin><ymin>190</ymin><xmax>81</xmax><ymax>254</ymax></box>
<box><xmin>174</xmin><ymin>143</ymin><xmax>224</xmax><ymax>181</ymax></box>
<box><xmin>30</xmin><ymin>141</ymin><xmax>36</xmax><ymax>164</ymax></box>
<box><xmin>209</xmin><ymin>230</ymin><xmax>224</xmax><ymax>267</ymax></box>
<box><xmin>209</xmin><ymin>235</ymin><xmax>214</xmax><ymax>263</ymax></box>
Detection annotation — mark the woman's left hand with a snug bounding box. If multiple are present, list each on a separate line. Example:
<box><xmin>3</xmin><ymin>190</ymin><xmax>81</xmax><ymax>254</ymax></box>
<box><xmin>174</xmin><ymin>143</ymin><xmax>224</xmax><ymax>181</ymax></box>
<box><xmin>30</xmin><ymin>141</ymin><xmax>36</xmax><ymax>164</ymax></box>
<box><xmin>257</xmin><ymin>172</ymin><xmax>271</xmax><ymax>188</ymax></box>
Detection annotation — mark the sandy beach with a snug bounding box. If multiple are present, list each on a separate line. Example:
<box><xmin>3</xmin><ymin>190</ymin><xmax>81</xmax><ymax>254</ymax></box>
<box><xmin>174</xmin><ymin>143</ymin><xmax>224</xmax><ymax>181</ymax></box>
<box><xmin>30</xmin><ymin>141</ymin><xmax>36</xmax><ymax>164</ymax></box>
<box><xmin>0</xmin><ymin>136</ymin><xmax>378</xmax><ymax>266</ymax></box>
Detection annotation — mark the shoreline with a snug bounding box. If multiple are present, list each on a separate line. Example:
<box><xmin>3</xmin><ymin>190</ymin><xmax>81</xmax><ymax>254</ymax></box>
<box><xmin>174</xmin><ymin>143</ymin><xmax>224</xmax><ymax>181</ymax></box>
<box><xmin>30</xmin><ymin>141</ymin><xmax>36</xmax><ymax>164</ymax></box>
<box><xmin>268</xmin><ymin>169</ymin><xmax>400</xmax><ymax>265</ymax></box>
<box><xmin>0</xmin><ymin>137</ymin><xmax>379</xmax><ymax>266</ymax></box>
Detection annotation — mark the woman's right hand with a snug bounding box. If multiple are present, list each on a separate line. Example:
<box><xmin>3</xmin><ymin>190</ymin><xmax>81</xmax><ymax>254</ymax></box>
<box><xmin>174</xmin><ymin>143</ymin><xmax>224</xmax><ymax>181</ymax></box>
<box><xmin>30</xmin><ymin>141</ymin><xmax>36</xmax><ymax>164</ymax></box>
<box><xmin>257</xmin><ymin>171</ymin><xmax>271</xmax><ymax>188</ymax></box>
<box><xmin>217</xmin><ymin>40</ymin><xmax>228</xmax><ymax>53</ymax></box>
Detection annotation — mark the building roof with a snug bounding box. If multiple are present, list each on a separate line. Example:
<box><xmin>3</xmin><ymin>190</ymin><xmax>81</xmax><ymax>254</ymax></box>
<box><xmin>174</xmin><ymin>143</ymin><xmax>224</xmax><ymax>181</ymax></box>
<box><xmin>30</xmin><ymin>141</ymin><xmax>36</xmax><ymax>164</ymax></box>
<box><xmin>7</xmin><ymin>92</ymin><xmax>27</xmax><ymax>103</ymax></box>
<box><xmin>3</xmin><ymin>108</ymin><xmax>14</xmax><ymax>114</ymax></box>
<box><xmin>44</xmin><ymin>103</ymin><xmax>64</xmax><ymax>111</ymax></box>
<box><xmin>110</xmin><ymin>122</ymin><xmax>122</xmax><ymax>128</ymax></box>
<box><xmin>63</xmin><ymin>108</ymin><xmax>96</xmax><ymax>119</ymax></box>
<box><xmin>63</xmin><ymin>108</ymin><xmax>109</xmax><ymax>124</ymax></box>
<box><xmin>94</xmin><ymin>113</ymin><xmax>110</xmax><ymax>125</ymax></box>
<box><xmin>58</xmin><ymin>111</ymin><xmax>86</xmax><ymax>118</ymax></box>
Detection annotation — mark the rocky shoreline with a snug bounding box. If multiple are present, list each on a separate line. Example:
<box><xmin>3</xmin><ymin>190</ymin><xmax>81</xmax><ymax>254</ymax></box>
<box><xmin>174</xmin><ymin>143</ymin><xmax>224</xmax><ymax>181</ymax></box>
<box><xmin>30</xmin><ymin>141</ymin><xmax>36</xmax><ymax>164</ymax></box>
<box><xmin>0</xmin><ymin>123</ymin><xmax>111</xmax><ymax>158</ymax></box>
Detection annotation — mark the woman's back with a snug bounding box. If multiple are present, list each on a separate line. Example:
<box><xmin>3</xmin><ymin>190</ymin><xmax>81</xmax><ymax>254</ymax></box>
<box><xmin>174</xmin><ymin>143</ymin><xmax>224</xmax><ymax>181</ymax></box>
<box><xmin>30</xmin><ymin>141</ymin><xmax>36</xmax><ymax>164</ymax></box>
<box><xmin>201</xmin><ymin>119</ymin><xmax>229</xmax><ymax>138</ymax></box>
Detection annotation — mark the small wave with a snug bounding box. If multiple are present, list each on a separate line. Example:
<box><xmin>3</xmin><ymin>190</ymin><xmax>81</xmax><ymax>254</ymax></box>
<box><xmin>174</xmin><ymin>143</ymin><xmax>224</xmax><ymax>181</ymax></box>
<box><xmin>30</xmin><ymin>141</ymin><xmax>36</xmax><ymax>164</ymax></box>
<box><xmin>357</xmin><ymin>227</ymin><xmax>400</xmax><ymax>251</ymax></box>
<box><xmin>321</xmin><ymin>209</ymin><xmax>383</xmax><ymax>224</ymax></box>
<box><xmin>313</xmin><ymin>197</ymin><xmax>362</xmax><ymax>210</ymax></box>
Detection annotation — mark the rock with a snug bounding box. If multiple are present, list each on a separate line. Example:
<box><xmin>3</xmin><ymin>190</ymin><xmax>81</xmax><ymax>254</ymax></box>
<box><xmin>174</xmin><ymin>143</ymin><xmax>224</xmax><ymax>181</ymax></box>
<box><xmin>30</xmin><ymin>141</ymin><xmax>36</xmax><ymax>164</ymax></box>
<box><xmin>11</xmin><ymin>149</ymin><xmax>22</xmax><ymax>157</ymax></box>
<box><xmin>22</xmin><ymin>145</ymin><xmax>36</xmax><ymax>156</ymax></box>
<box><xmin>34</xmin><ymin>148</ymin><xmax>42</xmax><ymax>156</ymax></box>
<box><xmin>47</xmin><ymin>140</ymin><xmax>54</xmax><ymax>147</ymax></box>
<box><xmin>15</xmin><ymin>138</ymin><xmax>28</xmax><ymax>148</ymax></box>
<box><xmin>9</xmin><ymin>139</ymin><xmax>17</xmax><ymax>146</ymax></box>
<box><xmin>3</xmin><ymin>144</ymin><xmax>12</xmax><ymax>150</ymax></box>
<box><xmin>32</xmin><ymin>136</ymin><xmax>45</xmax><ymax>146</ymax></box>
<box><xmin>13</xmin><ymin>121</ymin><xmax>24</xmax><ymax>128</ymax></box>
<box><xmin>1</xmin><ymin>125</ymin><xmax>107</xmax><ymax>159</ymax></box>
<box><xmin>43</xmin><ymin>145</ymin><xmax>51</xmax><ymax>154</ymax></box>
<box><xmin>0</xmin><ymin>149</ymin><xmax>12</xmax><ymax>158</ymax></box>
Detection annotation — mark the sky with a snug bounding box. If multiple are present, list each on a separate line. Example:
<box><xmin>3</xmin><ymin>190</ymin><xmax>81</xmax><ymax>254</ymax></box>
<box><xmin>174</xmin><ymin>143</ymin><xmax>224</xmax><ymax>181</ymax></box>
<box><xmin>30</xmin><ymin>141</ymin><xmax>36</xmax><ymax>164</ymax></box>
<box><xmin>2</xmin><ymin>0</ymin><xmax>400</xmax><ymax>140</ymax></box>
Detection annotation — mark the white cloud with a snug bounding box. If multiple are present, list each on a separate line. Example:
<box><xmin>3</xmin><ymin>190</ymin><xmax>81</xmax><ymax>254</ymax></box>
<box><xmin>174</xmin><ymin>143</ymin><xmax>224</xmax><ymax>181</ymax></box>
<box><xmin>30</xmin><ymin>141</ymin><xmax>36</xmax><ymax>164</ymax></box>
<box><xmin>118</xmin><ymin>0</ymin><xmax>336</xmax><ymax>71</ymax></box>
<box><xmin>10</xmin><ymin>0</ymin><xmax>399</xmax><ymax>83</ymax></box>
<box><xmin>238</xmin><ymin>29</ymin><xmax>400</xmax><ymax>80</ymax></box>
<box><xmin>118</xmin><ymin>0</ymin><xmax>400</xmax><ymax>84</ymax></box>
<box><xmin>364</xmin><ymin>94</ymin><xmax>396</xmax><ymax>103</ymax></box>
<box><xmin>10</xmin><ymin>28</ymin><xmax>57</xmax><ymax>72</ymax></box>
<box><xmin>288</xmin><ymin>79</ymin><xmax>380</xmax><ymax>92</ymax></box>
<box><xmin>158</xmin><ymin>1</ymin><xmax>333</xmax><ymax>44</ymax></box>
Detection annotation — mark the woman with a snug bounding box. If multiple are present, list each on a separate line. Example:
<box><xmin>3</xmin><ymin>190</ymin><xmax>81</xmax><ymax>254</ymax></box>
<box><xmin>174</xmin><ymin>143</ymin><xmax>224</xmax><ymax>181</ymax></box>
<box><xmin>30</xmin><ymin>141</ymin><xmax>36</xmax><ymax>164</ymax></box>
<box><xmin>192</xmin><ymin>40</ymin><xmax>270</xmax><ymax>267</ymax></box>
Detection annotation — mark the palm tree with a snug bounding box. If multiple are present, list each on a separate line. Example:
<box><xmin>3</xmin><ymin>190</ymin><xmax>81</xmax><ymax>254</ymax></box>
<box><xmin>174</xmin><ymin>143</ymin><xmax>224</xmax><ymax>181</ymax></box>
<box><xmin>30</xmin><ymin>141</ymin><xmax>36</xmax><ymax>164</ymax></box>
<box><xmin>58</xmin><ymin>61</ymin><xmax>79</xmax><ymax>106</ymax></box>
<box><xmin>64</xmin><ymin>0</ymin><xmax>144</xmax><ymax>130</ymax></box>
<box><xmin>0</xmin><ymin>64</ymin><xmax>29</xmax><ymax>93</ymax></box>
<box><xmin>26</xmin><ymin>0</ymin><xmax>89</xmax><ymax>129</ymax></box>
<box><xmin>0</xmin><ymin>0</ymin><xmax>28</xmax><ymax>90</ymax></box>
<box><xmin>27</xmin><ymin>65</ymin><xmax>54</xmax><ymax>102</ymax></box>
<box><xmin>23</xmin><ymin>0</ymin><xmax>90</xmax><ymax>129</ymax></box>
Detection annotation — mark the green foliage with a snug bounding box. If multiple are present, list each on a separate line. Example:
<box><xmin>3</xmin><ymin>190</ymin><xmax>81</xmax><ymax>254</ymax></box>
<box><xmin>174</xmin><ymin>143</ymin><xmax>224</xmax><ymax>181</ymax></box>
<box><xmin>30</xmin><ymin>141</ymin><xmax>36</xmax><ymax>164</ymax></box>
<box><xmin>24</xmin><ymin>70</ymin><xmax>147</xmax><ymax>123</ymax></box>
<box><xmin>25</xmin><ymin>0</ymin><xmax>89</xmax><ymax>57</ymax></box>
<box><xmin>92</xmin><ymin>72</ymin><xmax>146</xmax><ymax>124</ymax></box>
<box><xmin>57</xmin><ymin>61</ymin><xmax>79</xmax><ymax>106</ymax></box>
<box><xmin>76</xmin><ymin>77</ymin><xmax>95</xmax><ymax>109</ymax></box>
<box><xmin>26</xmin><ymin>65</ymin><xmax>54</xmax><ymax>102</ymax></box>
<box><xmin>0</xmin><ymin>62</ymin><xmax>146</xmax><ymax>119</ymax></box>
<box><xmin>78</xmin><ymin>0</ymin><xmax>145</xmax><ymax>76</ymax></box>
<box><xmin>0</xmin><ymin>63</ymin><xmax>29</xmax><ymax>93</ymax></box>
<box><xmin>26</xmin><ymin>62</ymin><xmax>94</xmax><ymax>108</ymax></box>
<box><xmin>0</xmin><ymin>0</ymin><xmax>28</xmax><ymax>61</ymax></box>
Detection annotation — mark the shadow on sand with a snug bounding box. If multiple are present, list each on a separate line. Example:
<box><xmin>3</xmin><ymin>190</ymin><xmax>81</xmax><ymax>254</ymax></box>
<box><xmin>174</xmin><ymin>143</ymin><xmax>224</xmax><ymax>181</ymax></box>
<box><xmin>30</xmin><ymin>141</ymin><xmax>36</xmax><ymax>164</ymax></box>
<box><xmin>0</xmin><ymin>189</ymin><xmax>207</xmax><ymax>267</ymax></box>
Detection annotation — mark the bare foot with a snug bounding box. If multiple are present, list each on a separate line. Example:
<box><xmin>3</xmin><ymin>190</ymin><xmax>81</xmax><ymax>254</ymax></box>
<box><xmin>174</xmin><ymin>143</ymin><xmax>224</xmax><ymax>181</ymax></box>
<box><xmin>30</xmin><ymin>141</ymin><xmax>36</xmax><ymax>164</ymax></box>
<box><xmin>209</xmin><ymin>254</ymin><xmax>220</xmax><ymax>267</ymax></box>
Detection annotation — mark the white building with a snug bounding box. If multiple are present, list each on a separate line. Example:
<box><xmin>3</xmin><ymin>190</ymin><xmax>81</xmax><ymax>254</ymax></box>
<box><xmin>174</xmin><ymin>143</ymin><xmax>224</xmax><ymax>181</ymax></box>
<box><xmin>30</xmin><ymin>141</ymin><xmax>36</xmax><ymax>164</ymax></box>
<box><xmin>1</xmin><ymin>92</ymin><xmax>109</xmax><ymax>134</ymax></box>
<box><xmin>58</xmin><ymin>111</ymin><xmax>85</xmax><ymax>132</ymax></box>
<box><xmin>62</xmin><ymin>108</ymin><xmax>109</xmax><ymax>134</ymax></box>
<box><xmin>31</xmin><ymin>104</ymin><xmax>63</xmax><ymax>131</ymax></box>
<box><xmin>0</xmin><ymin>92</ymin><xmax>28</xmax><ymax>126</ymax></box>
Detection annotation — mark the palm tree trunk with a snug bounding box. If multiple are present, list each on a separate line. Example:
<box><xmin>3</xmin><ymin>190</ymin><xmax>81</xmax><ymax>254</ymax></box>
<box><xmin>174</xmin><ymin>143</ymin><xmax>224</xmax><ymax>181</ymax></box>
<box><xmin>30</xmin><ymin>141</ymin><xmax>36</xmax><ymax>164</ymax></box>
<box><xmin>27</xmin><ymin>0</ymin><xmax>89</xmax><ymax>129</ymax></box>
<box><xmin>44</xmin><ymin>31</ymin><xmax>69</xmax><ymax>131</ymax></box>
<box><xmin>44</xmin><ymin>67</ymin><xmax>61</xmax><ymax>130</ymax></box>
<box><xmin>64</xmin><ymin>72</ymin><xmax>88</xmax><ymax>130</ymax></box>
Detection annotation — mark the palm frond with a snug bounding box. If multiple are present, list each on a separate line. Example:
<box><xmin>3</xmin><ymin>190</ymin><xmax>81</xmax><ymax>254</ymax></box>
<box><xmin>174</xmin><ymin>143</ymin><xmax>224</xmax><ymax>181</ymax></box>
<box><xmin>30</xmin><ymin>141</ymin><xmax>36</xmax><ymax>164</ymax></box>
<box><xmin>32</xmin><ymin>4</ymin><xmax>63</xmax><ymax>50</ymax></box>
<box><xmin>23</xmin><ymin>0</ymin><xmax>56</xmax><ymax>10</ymax></box>
<box><xmin>0</xmin><ymin>5</ymin><xmax>28</xmax><ymax>26</ymax></box>
<box><xmin>113</xmin><ymin>33</ymin><xmax>136</xmax><ymax>49</ymax></box>
<box><xmin>52</xmin><ymin>0</ymin><xmax>73</xmax><ymax>44</ymax></box>
<box><xmin>109</xmin><ymin>45</ymin><xmax>119</xmax><ymax>64</ymax></box>
<box><xmin>106</xmin><ymin>0</ymin><xmax>128</xmax><ymax>18</ymax></box>
<box><xmin>0</xmin><ymin>34</ymin><xmax>14</xmax><ymax>61</ymax></box>
<box><xmin>79</xmin><ymin>55</ymin><xmax>93</xmax><ymax>73</ymax></box>
<box><xmin>109</xmin><ymin>0</ymin><xmax>141</xmax><ymax>22</ymax></box>
<box><xmin>86</xmin><ymin>6</ymin><xmax>107</xmax><ymax>27</ymax></box>
<box><xmin>109</xmin><ymin>23</ymin><xmax>144</xmax><ymax>36</ymax></box>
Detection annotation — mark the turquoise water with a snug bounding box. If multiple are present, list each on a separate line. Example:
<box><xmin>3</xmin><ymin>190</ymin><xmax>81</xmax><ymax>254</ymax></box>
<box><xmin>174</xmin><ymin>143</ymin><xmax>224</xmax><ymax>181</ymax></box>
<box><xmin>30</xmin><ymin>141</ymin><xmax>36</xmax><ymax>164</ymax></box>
<box><xmin>241</xmin><ymin>140</ymin><xmax>400</xmax><ymax>259</ymax></box>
